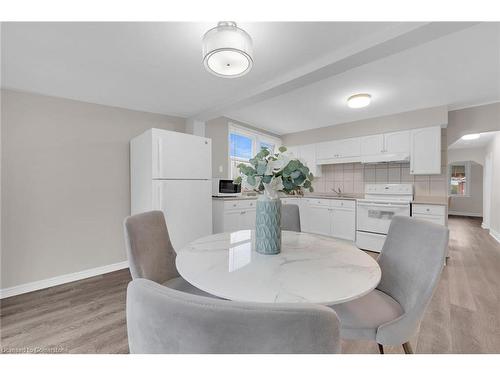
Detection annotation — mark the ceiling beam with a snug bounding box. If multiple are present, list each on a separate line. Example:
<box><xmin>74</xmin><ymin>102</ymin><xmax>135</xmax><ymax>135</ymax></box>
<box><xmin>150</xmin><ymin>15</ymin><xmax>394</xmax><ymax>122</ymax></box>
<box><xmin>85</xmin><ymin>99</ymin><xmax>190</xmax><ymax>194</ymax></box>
<box><xmin>190</xmin><ymin>22</ymin><xmax>479</xmax><ymax>122</ymax></box>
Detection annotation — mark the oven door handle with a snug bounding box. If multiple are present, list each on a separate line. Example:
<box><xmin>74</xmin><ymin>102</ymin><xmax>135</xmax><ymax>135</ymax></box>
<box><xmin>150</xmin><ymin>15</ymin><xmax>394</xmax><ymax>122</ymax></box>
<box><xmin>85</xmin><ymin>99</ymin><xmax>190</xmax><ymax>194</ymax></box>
<box><xmin>357</xmin><ymin>202</ymin><xmax>409</xmax><ymax>208</ymax></box>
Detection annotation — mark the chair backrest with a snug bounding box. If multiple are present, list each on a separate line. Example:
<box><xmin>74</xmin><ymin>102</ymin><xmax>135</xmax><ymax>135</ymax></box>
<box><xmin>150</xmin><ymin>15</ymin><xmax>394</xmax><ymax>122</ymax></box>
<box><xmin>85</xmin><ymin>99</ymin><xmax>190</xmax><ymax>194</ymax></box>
<box><xmin>376</xmin><ymin>216</ymin><xmax>449</xmax><ymax>345</ymax></box>
<box><xmin>123</xmin><ymin>211</ymin><xmax>179</xmax><ymax>284</ymax></box>
<box><xmin>281</xmin><ymin>204</ymin><xmax>301</xmax><ymax>232</ymax></box>
<box><xmin>127</xmin><ymin>278</ymin><xmax>341</xmax><ymax>354</ymax></box>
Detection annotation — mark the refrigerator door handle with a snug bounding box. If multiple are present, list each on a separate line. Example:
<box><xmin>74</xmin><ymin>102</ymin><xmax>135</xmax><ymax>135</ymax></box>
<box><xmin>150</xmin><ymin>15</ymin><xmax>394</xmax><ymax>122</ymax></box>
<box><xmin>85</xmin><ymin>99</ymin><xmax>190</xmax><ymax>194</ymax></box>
<box><xmin>157</xmin><ymin>183</ymin><xmax>162</xmax><ymax>209</ymax></box>
<box><xmin>157</xmin><ymin>138</ymin><xmax>162</xmax><ymax>177</ymax></box>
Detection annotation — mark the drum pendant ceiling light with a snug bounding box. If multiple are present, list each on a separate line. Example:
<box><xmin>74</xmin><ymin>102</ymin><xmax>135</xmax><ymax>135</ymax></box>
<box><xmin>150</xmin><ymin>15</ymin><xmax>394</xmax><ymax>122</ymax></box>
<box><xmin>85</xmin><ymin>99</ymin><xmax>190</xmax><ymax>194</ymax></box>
<box><xmin>202</xmin><ymin>21</ymin><xmax>253</xmax><ymax>78</ymax></box>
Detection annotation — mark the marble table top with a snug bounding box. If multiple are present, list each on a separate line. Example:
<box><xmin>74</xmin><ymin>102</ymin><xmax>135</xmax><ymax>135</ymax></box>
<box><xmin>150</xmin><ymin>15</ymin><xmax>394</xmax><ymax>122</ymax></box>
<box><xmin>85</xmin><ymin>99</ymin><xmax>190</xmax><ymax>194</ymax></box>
<box><xmin>176</xmin><ymin>230</ymin><xmax>381</xmax><ymax>305</ymax></box>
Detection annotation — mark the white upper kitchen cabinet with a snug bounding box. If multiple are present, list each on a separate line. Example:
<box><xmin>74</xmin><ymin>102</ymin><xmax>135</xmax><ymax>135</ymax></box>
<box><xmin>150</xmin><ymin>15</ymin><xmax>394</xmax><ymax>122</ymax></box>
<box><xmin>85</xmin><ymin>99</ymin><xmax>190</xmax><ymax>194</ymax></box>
<box><xmin>360</xmin><ymin>134</ymin><xmax>384</xmax><ymax>156</ymax></box>
<box><xmin>152</xmin><ymin>128</ymin><xmax>212</xmax><ymax>179</ymax></box>
<box><xmin>410</xmin><ymin>126</ymin><xmax>441</xmax><ymax>175</ymax></box>
<box><xmin>384</xmin><ymin>130</ymin><xmax>410</xmax><ymax>154</ymax></box>
<box><xmin>298</xmin><ymin>144</ymin><xmax>322</xmax><ymax>177</ymax></box>
<box><xmin>360</xmin><ymin>131</ymin><xmax>410</xmax><ymax>158</ymax></box>
<box><xmin>316</xmin><ymin>138</ymin><xmax>360</xmax><ymax>164</ymax></box>
<box><xmin>286</xmin><ymin>144</ymin><xmax>322</xmax><ymax>177</ymax></box>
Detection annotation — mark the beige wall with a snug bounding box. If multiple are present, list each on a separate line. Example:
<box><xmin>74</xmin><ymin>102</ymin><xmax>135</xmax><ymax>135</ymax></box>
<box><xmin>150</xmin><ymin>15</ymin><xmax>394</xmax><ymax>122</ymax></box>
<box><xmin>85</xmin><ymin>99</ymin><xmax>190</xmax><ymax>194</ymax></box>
<box><xmin>448</xmin><ymin>102</ymin><xmax>500</xmax><ymax>146</ymax></box>
<box><xmin>281</xmin><ymin>106</ymin><xmax>448</xmax><ymax>146</ymax></box>
<box><xmin>205</xmin><ymin>117</ymin><xmax>229</xmax><ymax>179</ymax></box>
<box><xmin>1</xmin><ymin>90</ymin><xmax>185</xmax><ymax>289</ymax></box>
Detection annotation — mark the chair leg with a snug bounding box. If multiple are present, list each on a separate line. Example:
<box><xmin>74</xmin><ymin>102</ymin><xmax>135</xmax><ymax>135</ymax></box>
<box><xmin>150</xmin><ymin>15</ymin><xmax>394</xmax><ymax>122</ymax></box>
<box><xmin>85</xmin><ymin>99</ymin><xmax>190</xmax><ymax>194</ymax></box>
<box><xmin>402</xmin><ymin>341</ymin><xmax>413</xmax><ymax>354</ymax></box>
<box><xmin>378</xmin><ymin>343</ymin><xmax>384</xmax><ymax>354</ymax></box>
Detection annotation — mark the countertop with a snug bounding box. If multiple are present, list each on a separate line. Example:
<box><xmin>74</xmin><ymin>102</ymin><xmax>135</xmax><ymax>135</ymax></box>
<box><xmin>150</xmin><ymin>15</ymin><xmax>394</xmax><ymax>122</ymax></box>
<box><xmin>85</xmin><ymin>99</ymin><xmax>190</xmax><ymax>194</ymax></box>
<box><xmin>213</xmin><ymin>193</ymin><xmax>449</xmax><ymax>206</ymax></box>
<box><xmin>213</xmin><ymin>193</ymin><xmax>363</xmax><ymax>201</ymax></box>
<box><xmin>411</xmin><ymin>196</ymin><xmax>449</xmax><ymax>206</ymax></box>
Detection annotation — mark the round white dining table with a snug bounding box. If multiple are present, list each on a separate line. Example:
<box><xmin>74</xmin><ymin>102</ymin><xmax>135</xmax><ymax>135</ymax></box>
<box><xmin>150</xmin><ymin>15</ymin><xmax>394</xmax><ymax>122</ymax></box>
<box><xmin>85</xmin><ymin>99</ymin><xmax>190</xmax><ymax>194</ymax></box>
<box><xmin>176</xmin><ymin>230</ymin><xmax>381</xmax><ymax>305</ymax></box>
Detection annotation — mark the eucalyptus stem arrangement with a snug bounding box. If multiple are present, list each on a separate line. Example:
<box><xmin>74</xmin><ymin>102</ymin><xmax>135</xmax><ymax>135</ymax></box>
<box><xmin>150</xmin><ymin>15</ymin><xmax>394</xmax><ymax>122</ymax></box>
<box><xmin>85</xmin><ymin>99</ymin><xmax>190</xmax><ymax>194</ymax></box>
<box><xmin>233</xmin><ymin>146</ymin><xmax>314</xmax><ymax>199</ymax></box>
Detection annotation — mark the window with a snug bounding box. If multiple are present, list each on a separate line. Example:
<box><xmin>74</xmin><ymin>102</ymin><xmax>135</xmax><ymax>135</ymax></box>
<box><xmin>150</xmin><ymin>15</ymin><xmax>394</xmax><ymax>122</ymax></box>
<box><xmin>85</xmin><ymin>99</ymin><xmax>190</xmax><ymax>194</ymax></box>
<box><xmin>259</xmin><ymin>140</ymin><xmax>275</xmax><ymax>153</ymax></box>
<box><xmin>230</xmin><ymin>133</ymin><xmax>253</xmax><ymax>160</ymax></box>
<box><xmin>228</xmin><ymin>123</ymin><xmax>281</xmax><ymax>179</ymax></box>
<box><xmin>448</xmin><ymin>162</ymin><xmax>470</xmax><ymax>197</ymax></box>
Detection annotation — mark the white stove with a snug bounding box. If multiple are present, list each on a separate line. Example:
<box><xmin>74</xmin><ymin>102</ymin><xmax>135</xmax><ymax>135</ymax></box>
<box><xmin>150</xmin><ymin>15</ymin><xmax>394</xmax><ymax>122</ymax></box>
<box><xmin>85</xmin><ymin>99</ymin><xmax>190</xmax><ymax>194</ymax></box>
<box><xmin>356</xmin><ymin>184</ymin><xmax>413</xmax><ymax>253</ymax></box>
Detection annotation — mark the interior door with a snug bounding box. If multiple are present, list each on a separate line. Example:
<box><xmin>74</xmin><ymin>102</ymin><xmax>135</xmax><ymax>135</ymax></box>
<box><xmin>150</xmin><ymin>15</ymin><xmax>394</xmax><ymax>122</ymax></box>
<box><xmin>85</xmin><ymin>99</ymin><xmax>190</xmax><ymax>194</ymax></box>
<box><xmin>154</xmin><ymin>179</ymin><xmax>212</xmax><ymax>251</ymax></box>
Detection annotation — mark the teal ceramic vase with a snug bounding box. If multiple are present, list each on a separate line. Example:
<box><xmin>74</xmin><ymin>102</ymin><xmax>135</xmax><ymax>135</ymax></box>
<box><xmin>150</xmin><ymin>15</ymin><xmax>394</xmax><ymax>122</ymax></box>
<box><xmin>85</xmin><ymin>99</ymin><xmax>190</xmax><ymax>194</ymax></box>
<box><xmin>255</xmin><ymin>194</ymin><xmax>281</xmax><ymax>255</ymax></box>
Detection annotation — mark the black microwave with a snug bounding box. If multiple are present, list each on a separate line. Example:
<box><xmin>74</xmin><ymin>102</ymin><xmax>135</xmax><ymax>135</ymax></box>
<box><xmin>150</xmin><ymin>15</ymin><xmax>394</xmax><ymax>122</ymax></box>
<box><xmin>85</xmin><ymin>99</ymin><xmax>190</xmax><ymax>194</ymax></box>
<box><xmin>212</xmin><ymin>178</ymin><xmax>242</xmax><ymax>197</ymax></box>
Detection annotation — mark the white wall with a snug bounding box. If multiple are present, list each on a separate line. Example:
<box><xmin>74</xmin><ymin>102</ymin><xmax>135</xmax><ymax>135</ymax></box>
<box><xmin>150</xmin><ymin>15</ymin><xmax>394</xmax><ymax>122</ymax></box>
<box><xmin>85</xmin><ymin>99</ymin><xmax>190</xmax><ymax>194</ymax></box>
<box><xmin>448</xmin><ymin>102</ymin><xmax>500</xmax><ymax>146</ymax></box>
<box><xmin>1</xmin><ymin>90</ymin><xmax>186</xmax><ymax>289</ymax></box>
<box><xmin>448</xmin><ymin>147</ymin><xmax>486</xmax><ymax>166</ymax></box>
<box><xmin>486</xmin><ymin>133</ymin><xmax>500</xmax><ymax>239</ymax></box>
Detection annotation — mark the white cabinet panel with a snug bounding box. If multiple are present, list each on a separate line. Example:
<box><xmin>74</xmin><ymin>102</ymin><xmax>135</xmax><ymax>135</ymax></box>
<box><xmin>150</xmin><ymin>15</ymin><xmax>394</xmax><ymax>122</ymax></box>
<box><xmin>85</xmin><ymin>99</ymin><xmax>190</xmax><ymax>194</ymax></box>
<box><xmin>299</xmin><ymin>144</ymin><xmax>322</xmax><ymax>177</ymax></box>
<box><xmin>240</xmin><ymin>209</ymin><xmax>256</xmax><ymax>229</ymax></box>
<box><xmin>385</xmin><ymin>130</ymin><xmax>410</xmax><ymax>154</ymax></box>
<box><xmin>412</xmin><ymin>213</ymin><xmax>446</xmax><ymax>226</ymax></box>
<box><xmin>308</xmin><ymin>205</ymin><xmax>331</xmax><ymax>236</ymax></box>
<box><xmin>315</xmin><ymin>140</ymin><xmax>337</xmax><ymax>161</ymax></box>
<box><xmin>223</xmin><ymin>210</ymin><xmax>244</xmax><ymax>232</ymax></box>
<box><xmin>360</xmin><ymin>135</ymin><xmax>384</xmax><ymax>156</ymax></box>
<box><xmin>331</xmin><ymin>208</ymin><xmax>356</xmax><ymax>241</ymax></box>
<box><xmin>316</xmin><ymin>138</ymin><xmax>360</xmax><ymax>164</ymax></box>
<box><xmin>336</xmin><ymin>138</ymin><xmax>361</xmax><ymax>158</ymax></box>
<box><xmin>410</xmin><ymin>126</ymin><xmax>441</xmax><ymax>175</ymax></box>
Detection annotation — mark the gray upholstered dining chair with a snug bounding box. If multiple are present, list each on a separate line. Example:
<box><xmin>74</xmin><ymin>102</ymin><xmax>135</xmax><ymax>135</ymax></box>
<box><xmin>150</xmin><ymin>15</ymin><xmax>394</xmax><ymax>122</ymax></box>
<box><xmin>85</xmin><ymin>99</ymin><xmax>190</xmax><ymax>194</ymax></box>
<box><xmin>123</xmin><ymin>210</ymin><xmax>215</xmax><ymax>297</ymax></box>
<box><xmin>127</xmin><ymin>278</ymin><xmax>341</xmax><ymax>354</ymax></box>
<box><xmin>331</xmin><ymin>216</ymin><xmax>449</xmax><ymax>354</ymax></box>
<box><xmin>281</xmin><ymin>204</ymin><xmax>301</xmax><ymax>232</ymax></box>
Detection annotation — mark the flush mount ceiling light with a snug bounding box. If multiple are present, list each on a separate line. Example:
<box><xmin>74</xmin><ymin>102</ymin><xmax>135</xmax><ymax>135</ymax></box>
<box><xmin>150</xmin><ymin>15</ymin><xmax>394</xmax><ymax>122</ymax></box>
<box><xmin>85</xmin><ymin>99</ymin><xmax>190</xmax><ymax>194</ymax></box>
<box><xmin>202</xmin><ymin>21</ymin><xmax>253</xmax><ymax>78</ymax></box>
<box><xmin>347</xmin><ymin>93</ymin><xmax>372</xmax><ymax>108</ymax></box>
<box><xmin>461</xmin><ymin>133</ymin><xmax>481</xmax><ymax>140</ymax></box>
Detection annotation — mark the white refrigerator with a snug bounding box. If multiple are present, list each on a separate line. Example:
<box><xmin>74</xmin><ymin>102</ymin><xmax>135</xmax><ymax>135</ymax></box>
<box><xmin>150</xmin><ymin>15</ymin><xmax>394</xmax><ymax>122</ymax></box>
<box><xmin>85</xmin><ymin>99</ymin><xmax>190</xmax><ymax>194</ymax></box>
<box><xmin>130</xmin><ymin>128</ymin><xmax>212</xmax><ymax>251</ymax></box>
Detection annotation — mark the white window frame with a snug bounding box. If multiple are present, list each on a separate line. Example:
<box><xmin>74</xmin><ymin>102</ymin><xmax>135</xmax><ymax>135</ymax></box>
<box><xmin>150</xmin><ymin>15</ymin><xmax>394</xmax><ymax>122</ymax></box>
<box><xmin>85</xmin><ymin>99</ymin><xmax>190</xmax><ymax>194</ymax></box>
<box><xmin>228</xmin><ymin>123</ymin><xmax>281</xmax><ymax>179</ymax></box>
<box><xmin>448</xmin><ymin>161</ymin><xmax>471</xmax><ymax>198</ymax></box>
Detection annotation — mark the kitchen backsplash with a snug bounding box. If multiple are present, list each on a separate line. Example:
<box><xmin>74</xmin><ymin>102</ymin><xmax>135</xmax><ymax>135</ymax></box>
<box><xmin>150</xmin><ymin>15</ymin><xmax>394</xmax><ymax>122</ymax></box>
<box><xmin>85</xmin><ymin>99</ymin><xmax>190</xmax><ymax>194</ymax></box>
<box><xmin>312</xmin><ymin>162</ymin><xmax>448</xmax><ymax>196</ymax></box>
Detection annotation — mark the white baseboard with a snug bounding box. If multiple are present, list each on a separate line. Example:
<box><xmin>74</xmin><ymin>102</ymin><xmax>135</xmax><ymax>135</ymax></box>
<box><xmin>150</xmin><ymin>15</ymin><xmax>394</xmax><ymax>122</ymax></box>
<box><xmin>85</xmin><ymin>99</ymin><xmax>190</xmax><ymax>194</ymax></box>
<box><xmin>0</xmin><ymin>261</ymin><xmax>129</xmax><ymax>299</ymax></box>
<box><xmin>448</xmin><ymin>211</ymin><xmax>483</xmax><ymax>217</ymax></box>
<box><xmin>481</xmin><ymin>222</ymin><xmax>490</xmax><ymax>229</ymax></box>
<box><xmin>490</xmin><ymin>228</ymin><xmax>500</xmax><ymax>244</ymax></box>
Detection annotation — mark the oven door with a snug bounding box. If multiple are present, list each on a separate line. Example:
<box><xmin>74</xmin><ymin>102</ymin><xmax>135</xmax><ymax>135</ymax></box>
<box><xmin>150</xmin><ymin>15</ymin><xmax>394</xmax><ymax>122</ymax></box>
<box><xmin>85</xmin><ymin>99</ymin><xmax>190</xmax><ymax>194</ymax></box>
<box><xmin>357</xmin><ymin>201</ymin><xmax>410</xmax><ymax>234</ymax></box>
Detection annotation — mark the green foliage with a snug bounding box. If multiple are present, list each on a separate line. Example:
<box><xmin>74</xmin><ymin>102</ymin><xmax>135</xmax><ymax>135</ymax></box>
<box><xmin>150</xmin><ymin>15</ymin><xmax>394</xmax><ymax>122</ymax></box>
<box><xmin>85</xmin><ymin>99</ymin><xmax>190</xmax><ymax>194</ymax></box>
<box><xmin>232</xmin><ymin>145</ymin><xmax>314</xmax><ymax>195</ymax></box>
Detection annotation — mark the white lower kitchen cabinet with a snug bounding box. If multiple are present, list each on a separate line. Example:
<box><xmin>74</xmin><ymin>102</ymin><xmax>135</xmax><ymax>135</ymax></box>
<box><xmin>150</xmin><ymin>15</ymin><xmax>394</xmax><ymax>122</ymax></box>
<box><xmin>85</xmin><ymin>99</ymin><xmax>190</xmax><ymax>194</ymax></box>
<box><xmin>411</xmin><ymin>203</ymin><xmax>447</xmax><ymax>226</ymax></box>
<box><xmin>213</xmin><ymin>199</ymin><xmax>256</xmax><ymax>233</ymax></box>
<box><xmin>304</xmin><ymin>198</ymin><xmax>356</xmax><ymax>241</ymax></box>
<box><xmin>331</xmin><ymin>207</ymin><xmax>356</xmax><ymax>241</ymax></box>
<box><xmin>213</xmin><ymin>197</ymin><xmax>356</xmax><ymax>242</ymax></box>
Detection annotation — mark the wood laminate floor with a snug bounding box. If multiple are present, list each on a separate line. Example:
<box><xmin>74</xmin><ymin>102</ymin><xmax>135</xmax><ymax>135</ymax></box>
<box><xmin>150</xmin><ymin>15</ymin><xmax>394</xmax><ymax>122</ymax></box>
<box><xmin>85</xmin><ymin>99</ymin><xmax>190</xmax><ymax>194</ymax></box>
<box><xmin>1</xmin><ymin>216</ymin><xmax>499</xmax><ymax>354</ymax></box>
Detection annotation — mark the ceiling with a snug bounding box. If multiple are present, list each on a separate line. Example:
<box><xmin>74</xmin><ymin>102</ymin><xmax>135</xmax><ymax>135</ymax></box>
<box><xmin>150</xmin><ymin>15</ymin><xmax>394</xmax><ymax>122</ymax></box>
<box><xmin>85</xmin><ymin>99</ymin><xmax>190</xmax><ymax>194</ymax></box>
<box><xmin>448</xmin><ymin>131</ymin><xmax>498</xmax><ymax>150</ymax></box>
<box><xmin>1</xmin><ymin>22</ymin><xmax>405</xmax><ymax>117</ymax></box>
<box><xmin>2</xmin><ymin>22</ymin><xmax>499</xmax><ymax>134</ymax></box>
<box><xmin>226</xmin><ymin>22</ymin><xmax>500</xmax><ymax>134</ymax></box>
